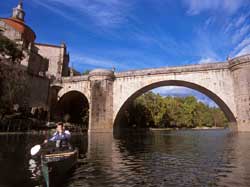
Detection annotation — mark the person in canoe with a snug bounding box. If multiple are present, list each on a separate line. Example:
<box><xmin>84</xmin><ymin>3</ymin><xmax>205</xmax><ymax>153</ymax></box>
<box><xmin>44</xmin><ymin>122</ymin><xmax>71</xmax><ymax>149</ymax></box>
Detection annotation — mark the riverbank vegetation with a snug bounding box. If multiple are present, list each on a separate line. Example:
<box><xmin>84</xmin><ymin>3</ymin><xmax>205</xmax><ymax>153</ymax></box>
<box><xmin>120</xmin><ymin>92</ymin><xmax>228</xmax><ymax>129</ymax></box>
<box><xmin>0</xmin><ymin>33</ymin><xmax>30</xmax><ymax>118</ymax></box>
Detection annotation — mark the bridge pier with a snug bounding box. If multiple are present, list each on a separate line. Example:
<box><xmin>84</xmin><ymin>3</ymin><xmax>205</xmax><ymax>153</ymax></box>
<box><xmin>230</xmin><ymin>55</ymin><xmax>250</xmax><ymax>132</ymax></box>
<box><xmin>88</xmin><ymin>69</ymin><xmax>114</xmax><ymax>133</ymax></box>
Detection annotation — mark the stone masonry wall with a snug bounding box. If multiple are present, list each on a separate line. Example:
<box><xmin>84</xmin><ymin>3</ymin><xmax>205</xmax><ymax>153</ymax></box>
<box><xmin>35</xmin><ymin>43</ymin><xmax>64</xmax><ymax>77</ymax></box>
<box><xmin>27</xmin><ymin>73</ymin><xmax>50</xmax><ymax>108</ymax></box>
<box><xmin>230</xmin><ymin>55</ymin><xmax>250</xmax><ymax>131</ymax></box>
<box><xmin>0</xmin><ymin>20</ymin><xmax>22</xmax><ymax>41</ymax></box>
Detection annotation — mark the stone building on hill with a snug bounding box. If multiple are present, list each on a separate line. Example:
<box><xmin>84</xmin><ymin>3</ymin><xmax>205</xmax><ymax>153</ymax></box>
<box><xmin>0</xmin><ymin>1</ymin><xmax>79</xmax><ymax>117</ymax></box>
<box><xmin>0</xmin><ymin>1</ymin><xmax>72</xmax><ymax>78</ymax></box>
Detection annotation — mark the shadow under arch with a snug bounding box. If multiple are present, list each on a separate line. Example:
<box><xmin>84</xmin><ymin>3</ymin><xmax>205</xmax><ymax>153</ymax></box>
<box><xmin>114</xmin><ymin>80</ymin><xmax>236</xmax><ymax>130</ymax></box>
<box><xmin>54</xmin><ymin>90</ymin><xmax>89</xmax><ymax>127</ymax></box>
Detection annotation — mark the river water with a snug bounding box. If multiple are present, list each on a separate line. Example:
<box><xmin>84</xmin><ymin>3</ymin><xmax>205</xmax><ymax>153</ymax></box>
<box><xmin>0</xmin><ymin>129</ymin><xmax>250</xmax><ymax>187</ymax></box>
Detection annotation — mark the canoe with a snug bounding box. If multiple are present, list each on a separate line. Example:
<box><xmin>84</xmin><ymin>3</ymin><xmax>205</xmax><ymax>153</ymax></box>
<box><xmin>41</xmin><ymin>149</ymin><xmax>78</xmax><ymax>187</ymax></box>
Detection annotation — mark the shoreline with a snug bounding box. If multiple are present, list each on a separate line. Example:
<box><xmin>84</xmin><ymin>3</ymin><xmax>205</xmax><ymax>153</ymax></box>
<box><xmin>150</xmin><ymin>127</ymin><xmax>226</xmax><ymax>131</ymax></box>
<box><xmin>0</xmin><ymin>131</ymin><xmax>87</xmax><ymax>135</ymax></box>
<box><xmin>0</xmin><ymin>127</ymin><xmax>226</xmax><ymax>135</ymax></box>
<box><xmin>0</xmin><ymin>131</ymin><xmax>52</xmax><ymax>135</ymax></box>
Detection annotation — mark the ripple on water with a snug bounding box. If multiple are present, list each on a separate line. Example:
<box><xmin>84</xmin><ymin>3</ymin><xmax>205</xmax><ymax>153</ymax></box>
<box><xmin>63</xmin><ymin>130</ymin><xmax>250</xmax><ymax>187</ymax></box>
<box><xmin>0</xmin><ymin>130</ymin><xmax>250</xmax><ymax>186</ymax></box>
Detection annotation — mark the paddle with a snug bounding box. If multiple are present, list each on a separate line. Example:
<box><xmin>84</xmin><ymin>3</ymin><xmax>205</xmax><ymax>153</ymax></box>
<box><xmin>30</xmin><ymin>144</ymin><xmax>42</xmax><ymax>156</ymax></box>
<box><xmin>30</xmin><ymin>141</ymin><xmax>47</xmax><ymax>156</ymax></box>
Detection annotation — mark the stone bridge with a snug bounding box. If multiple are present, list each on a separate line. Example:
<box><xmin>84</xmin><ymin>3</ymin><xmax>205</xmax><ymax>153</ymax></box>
<box><xmin>50</xmin><ymin>54</ymin><xmax>250</xmax><ymax>132</ymax></box>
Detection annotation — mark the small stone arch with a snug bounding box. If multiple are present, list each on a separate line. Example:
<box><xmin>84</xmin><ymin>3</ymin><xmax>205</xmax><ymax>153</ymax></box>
<box><xmin>113</xmin><ymin>80</ymin><xmax>236</xmax><ymax>128</ymax></box>
<box><xmin>53</xmin><ymin>90</ymin><xmax>89</xmax><ymax>126</ymax></box>
<box><xmin>57</xmin><ymin>81</ymin><xmax>91</xmax><ymax>104</ymax></box>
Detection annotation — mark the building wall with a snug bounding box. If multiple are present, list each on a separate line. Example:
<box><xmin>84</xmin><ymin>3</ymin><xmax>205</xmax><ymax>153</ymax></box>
<box><xmin>0</xmin><ymin>20</ymin><xmax>28</xmax><ymax>69</ymax></box>
<box><xmin>27</xmin><ymin>51</ymin><xmax>48</xmax><ymax>75</ymax></box>
<box><xmin>0</xmin><ymin>20</ymin><xmax>22</xmax><ymax>42</ymax></box>
<box><xmin>35</xmin><ymin>43</ymin><xmax>69</xmax><ymax>77</ymax></box>
<box><xmin>0</xmin><ymin>20</ymin><xmax>49</xmax><ymax>76</ymax></box>
<box><xmin>62</xmin><ymin>50</ymin><xmax>69</xmax><ymax>76</ymax></box>
<box><xmin>1</xmin><ymin>20</ymin><xmax>69</xmax><ymax>78</ymax></box>
<box><xmin>27</xmin><ymin>73</ymin><xmax>50</xmax><ymax>108</ymax></box>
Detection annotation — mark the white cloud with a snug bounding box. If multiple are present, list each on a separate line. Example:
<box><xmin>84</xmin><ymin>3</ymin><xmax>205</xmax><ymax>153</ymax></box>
<box><xmin>32</xmin><ymin>1</ymin><xmax>77</xmax><ymax>22</ymax></box>
<box><xmin>231</xmin><ymin>37</ymin><xmax>250</xmax><ymax>55</ymax></box>
<box><xmin>235</xmin><ymin>45</ymin><xmax>250</xmax><ymax>57</ymax></box>
<box><xmin>132</xmin><ymin>29</ymin><xmax>182</xmax><ymax>56</ymax></box>
<box><xmin>193</xmin><ymin>29</ymin><xmax>221</xmax><ymax>61</ymax></box>
<box><xmin>70</xmin><ymin>53</ymin><xmax>130</xmax><ymax>70</ymax></box>
<box><xmin>183</xmin><ymin>0</ymin><xmax>246</xmax><ymax>15</ymax></box>
<box><xmin>198</xmin><ymin>57</ymin><xmax>217</xmax><ymax>64</ymax></box>
<box><xmin>232</xmin><ymin>24</ymin><xmax>250</xmax><ymax>43</ymax></box>
<box><xmin>32</xmin><ymin>0</ymin><xmax>131</xmax><ymax>28</ymax></box>
<box><xmin>235</xmin><ymin>15</ymin><xmax>248</xmax><ymax>27</ymax></box>
<box><xmin>153</xmin><ymin>86</ymin><xmax>184</xmax><ymax>95</ymax></box>
<box><xmin>223</xmin><ymin>12</ymin><xmax>250</xmax><ymax>57</ymax></box>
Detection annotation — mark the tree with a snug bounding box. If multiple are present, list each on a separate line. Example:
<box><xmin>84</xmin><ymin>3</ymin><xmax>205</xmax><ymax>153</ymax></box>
<box><xmin>82</xmin><ymin>70</ymin><xmax>90</xmax><ymax>75</ymax></box>
<box><xmin>193</xmin><ymin>102</ymin><xmax>213</xmax><ymax>127</ymax></box>
<box><xmin>177</xmin><ymin>96</ymin><xmax>197</xmax><ymax>128</ymax></box>
<box><xmin>0</xmin><ymin>33</ymin><xmax>28</xmax><ymax>116</ymax></box>
<box><xmin>124</xmin><ymin>101</ymin><xmax>154</xmax><ymax>128</ymax></box>
<box><xmin>0</xmin><ymin>33</ymin><xmax>23</xmax><ymax>64</ymax></box>
<box><xmin>211</xmin><ymin>108</ymin><xmax>227</xmax><ymax>127</ymax></box>
<box><xmin>122</xmin><ymin>91</ymin><xmax>228</xmax><ymax>129</ymax></box>
<box><xmin>137</xmin><ymin>92</ymin><xmax>167</xmax><ymax>127</ymax></box>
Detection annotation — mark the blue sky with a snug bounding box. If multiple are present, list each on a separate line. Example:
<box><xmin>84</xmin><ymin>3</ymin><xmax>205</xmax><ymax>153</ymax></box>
<box><xmin>1</xmin><ymin>0</ymin><xmax>250</xmax><ymax>107</ymax></box>
<box><xmin>1</xmin><ymin>0</ymin><xmax>250</xmax><ymax>72</ymax></box>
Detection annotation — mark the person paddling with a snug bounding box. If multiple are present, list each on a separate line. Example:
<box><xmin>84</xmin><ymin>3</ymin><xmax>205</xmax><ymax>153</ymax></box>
<box><xmin>44</xmin><ymin>122</ymin><xmax>71</xmax><ymax>149</ymax></box>
<box><xmin>31</xmin><ymin>122</ymin><xmax>71</xmax><ymax>156</ymax></box>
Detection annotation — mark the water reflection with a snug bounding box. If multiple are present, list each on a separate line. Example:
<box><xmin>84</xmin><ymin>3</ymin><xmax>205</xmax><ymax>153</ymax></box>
<box><xmin>28</xmin><ymin>159</ymin><xmax>41</xmax><ymax>179</ymax></box>
<box><xmin>67</xmin><ymin>130</ymin><xmax>250</xmax><ymax>187</ymax></box>
<box><xmin>0</xmin><ymin>134</ymin><xmax>45</xmax><ymax>187</ymax></box>
<box><xmin>216</xmin><ymin>133</ymin><xmax>250</xmax><ymax>186</ymax></box>
<box><xmin>0</xmin><ymin>130</ymin><xmax>250</xmax><ymax>186</ymax></box>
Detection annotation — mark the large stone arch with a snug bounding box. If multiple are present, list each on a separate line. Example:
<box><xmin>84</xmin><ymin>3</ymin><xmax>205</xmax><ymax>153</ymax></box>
<box><xmin>113</xmin><ymin>79</ymin><xmax>237</xmax><ymax>127</ymax></box>
<box><xmin>54</xmin><ymin>90</ymin><xmax>89</xmax><ymax>125</ymax></box>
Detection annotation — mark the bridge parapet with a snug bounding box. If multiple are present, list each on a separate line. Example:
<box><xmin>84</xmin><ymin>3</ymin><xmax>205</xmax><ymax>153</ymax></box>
<box><xmin>115</xmin><ymin>62</ymin><xmax>229</xmax><ymax>78</ymax></box>
<box><xmin>229</xmin><ymin>54</ymin><xmax>250</xmax><ymax>70</ymax></box>
<box><xmin>89</xmin><ymin>69</ymin><xmax>114</xmax><ymax>80</ymax></box>
<box><xmin>61</xmin><ymin>75</ymin><xmax>89</xmax><ymax>83</ymax></box>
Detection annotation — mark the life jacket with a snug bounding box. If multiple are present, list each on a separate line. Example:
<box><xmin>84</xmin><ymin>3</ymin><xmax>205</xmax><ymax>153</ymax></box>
<box><xmin>50</xmin><ymin>131</ymin><xmax>71</xmax><ymax>148</ymax></box>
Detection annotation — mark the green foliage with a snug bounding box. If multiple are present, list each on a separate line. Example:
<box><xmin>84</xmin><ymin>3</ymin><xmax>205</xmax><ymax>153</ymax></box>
<box><xmin>123</xmin><ymin>91</ymin><xmax>228</xmax><ymax>129</ymax></box>
<box><xmin>0</xmin><ymin>33</ymin><xmax>23</xmax><ymax>64</ymax></box>
<box><xmin>0</xmin><ymin>65</ymin><xmax>30</xmax><ymax>115</ymax></box>
<box><xmin>0</xmin><ymin>33</ymin><xmax>28</xmax><ymax>115</ymax></box>
<box><xmin>82</xmin><ymin>70</ymin><xmax>90</xmax><ymax>75</ymax></box>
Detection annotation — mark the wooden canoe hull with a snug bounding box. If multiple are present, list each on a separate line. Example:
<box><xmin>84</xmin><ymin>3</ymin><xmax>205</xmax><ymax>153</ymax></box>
<box><xmin>41</xmin><ymin>149</ymin><xmax>78</xmax><ymax>187</ymax></box>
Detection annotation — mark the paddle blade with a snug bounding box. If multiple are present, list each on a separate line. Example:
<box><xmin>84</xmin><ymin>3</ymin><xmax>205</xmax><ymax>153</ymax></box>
<box><xmin>30</xmin><ymin>145</ymin><xmax>41</xmax><ymax>156</ymax></box>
